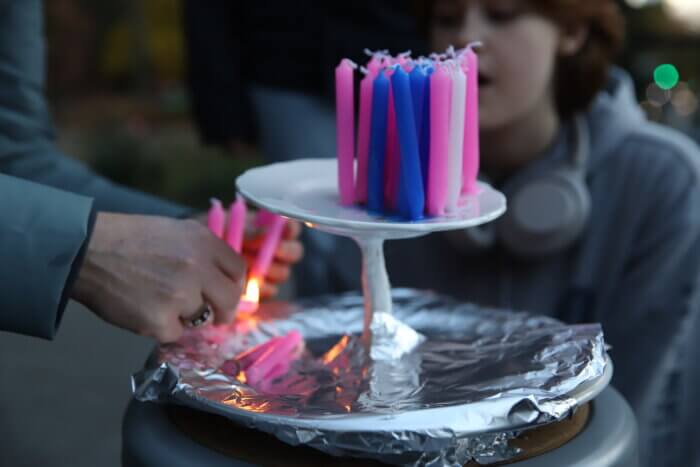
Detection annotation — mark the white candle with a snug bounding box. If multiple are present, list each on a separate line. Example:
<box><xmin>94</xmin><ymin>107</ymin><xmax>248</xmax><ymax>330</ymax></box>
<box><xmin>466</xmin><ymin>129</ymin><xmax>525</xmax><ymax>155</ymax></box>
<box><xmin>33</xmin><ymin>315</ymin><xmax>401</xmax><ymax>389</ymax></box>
<box><xmin>446</xmin><ymin>64</ymin><xmax>466</xmax><ymax>212</ymax></box>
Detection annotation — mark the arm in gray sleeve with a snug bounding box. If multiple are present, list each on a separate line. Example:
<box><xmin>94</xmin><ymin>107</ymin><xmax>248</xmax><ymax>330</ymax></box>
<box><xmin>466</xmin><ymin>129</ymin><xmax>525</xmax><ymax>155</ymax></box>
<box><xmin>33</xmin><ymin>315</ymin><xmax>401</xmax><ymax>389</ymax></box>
<box><xmin>595</xmin><ymin>145</ymin><xmax>700</xmax><ymax>463</ymax></box>
<box><xmin>0</xmin><ymin>0</ymin><xmax>190</xmax><ymax>218</ymax></box>
<box><xmin>0</xmin><ymin>173</ymin><xmax>94</xmax><ymax>339</ymax></box>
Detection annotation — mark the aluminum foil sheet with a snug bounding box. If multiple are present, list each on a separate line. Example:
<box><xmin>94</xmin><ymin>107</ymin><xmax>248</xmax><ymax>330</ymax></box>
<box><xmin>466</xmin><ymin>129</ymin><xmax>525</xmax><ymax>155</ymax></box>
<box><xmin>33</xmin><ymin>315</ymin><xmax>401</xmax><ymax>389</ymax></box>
<box><xmin>132</xmin><ymin>289</ymin><xmax>609</xmax><ymax>466</ymax></box>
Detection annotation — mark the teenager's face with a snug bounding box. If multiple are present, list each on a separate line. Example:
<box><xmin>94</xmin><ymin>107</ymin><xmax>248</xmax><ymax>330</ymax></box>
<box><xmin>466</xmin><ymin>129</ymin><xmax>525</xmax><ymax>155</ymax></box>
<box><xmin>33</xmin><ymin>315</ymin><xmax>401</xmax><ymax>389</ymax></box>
<box><xmin>431</xmin><ymin>0</ymin><xmax>561</xmax><ymax>130</ymax></box>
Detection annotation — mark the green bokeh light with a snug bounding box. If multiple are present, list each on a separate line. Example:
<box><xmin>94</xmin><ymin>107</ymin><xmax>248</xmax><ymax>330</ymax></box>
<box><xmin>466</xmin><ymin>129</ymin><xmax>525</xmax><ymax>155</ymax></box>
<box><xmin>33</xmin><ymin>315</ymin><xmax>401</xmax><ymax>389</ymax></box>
<box><xmin>654</xmin><ymin>64</ymin><xmax>680</xmax><ymax>90</ymax></box>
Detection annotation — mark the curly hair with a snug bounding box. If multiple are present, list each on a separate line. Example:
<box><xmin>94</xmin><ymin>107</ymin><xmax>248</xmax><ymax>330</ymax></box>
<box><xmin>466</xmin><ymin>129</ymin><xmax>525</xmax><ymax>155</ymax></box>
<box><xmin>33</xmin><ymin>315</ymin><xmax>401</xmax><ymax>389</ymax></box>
<box><xmin>532</xmin><ymin>0</ymin><xmax>625</xmax><ymax>118</ymax></box>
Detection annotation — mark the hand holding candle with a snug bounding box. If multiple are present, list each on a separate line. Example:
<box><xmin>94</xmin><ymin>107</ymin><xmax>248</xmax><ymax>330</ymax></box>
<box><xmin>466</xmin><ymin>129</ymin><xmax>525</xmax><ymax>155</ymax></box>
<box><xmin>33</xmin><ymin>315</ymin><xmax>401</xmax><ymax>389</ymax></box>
<box><xmin>242</xmin><ymin>210</ymin><xmax>302</xmax><ymax>300</ymax></box>
<box><xmin>206</xmin><ymin>200</ymin><xmax>303</xmax><ymax>303</ymax></box>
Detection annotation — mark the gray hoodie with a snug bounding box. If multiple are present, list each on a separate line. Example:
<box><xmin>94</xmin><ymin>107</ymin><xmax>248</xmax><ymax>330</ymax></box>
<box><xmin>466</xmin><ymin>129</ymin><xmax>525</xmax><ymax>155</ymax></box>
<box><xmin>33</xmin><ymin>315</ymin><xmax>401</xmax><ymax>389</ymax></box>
<box><xmin>319</xmin><ymin>69</ymin><xmax>700</xmax><ymax>466</ymax></box>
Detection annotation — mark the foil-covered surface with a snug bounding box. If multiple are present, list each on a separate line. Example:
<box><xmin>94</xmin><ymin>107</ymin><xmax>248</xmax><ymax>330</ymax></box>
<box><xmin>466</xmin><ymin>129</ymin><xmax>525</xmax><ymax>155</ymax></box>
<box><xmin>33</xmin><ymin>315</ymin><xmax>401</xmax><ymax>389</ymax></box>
<box><xmin>132</xmin><ymin>289</ymin><xmax>609</xmax><ymax>466</ymax></box>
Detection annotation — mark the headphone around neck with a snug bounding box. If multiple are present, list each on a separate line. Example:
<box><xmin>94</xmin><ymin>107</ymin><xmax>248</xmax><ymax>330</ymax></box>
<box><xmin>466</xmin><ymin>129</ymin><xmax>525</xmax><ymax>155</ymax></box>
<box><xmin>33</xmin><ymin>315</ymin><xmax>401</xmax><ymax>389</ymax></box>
<box><xmin>446</xmin><ymin>115</ymin><xmax>592</xmax><ymax>259</ymax></box>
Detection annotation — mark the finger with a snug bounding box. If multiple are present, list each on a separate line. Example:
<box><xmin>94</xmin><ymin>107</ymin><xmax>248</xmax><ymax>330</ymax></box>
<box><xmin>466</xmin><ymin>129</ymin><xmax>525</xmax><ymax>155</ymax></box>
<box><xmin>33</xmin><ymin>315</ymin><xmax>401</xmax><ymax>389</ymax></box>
<box><xmin>154</xmin><ymin>315</ymin><xmax>185</xmax><ymax>343</ymax></box>
<box><xmin>260</xmin><ymin>282</ymin><xmax>279</xmax><ymax>299</ymax></box>
<box><xmin>284</xmin><ymin>220</ymin><xmax>301</xmax><ymax>239</ymax></box>
<box><xmin>211</xmin><ymin>238</ymin><xmax>248</xmax><ymax>282</ymax></box>
<box><xmin>242</xmin><ymin>237</ymin><xmax>304</xmax><ymax>263</ymax></box>
<box><xmin>275</xmin><ymin>239</ymin><xmax>304</xmax><ymax>263</ymax></box>
<box><xmin>265</xmin><ymin>263</ymin><xmax>291</xmax><ymax>284</ymax></box>
<box><xmin>201</xmin><ymin>269</ymin><xmax>243</xmax><ymax>325</ymax></box>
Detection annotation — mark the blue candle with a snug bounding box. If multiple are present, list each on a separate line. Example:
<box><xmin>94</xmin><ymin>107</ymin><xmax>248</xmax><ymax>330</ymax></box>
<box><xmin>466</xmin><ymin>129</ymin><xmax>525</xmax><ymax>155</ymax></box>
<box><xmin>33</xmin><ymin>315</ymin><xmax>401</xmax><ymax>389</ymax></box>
<box><xmin>420</xmin><ymin>66</ymin><xmax>433</xmax><ymax>202</ymax></box>
<box><xmin>410</xmin><ymin>66</ymin><xmax>427</xmax><ymax>143</ymax></box>
<box><xmin>392</xmin><ymin>67</ymin><xmax>425</xmax><ymax>220</ymax></box>
<box><xmin>367</xmin><ymin>71</ymin><xmax>390</xmax><ymax>214</ymax></box>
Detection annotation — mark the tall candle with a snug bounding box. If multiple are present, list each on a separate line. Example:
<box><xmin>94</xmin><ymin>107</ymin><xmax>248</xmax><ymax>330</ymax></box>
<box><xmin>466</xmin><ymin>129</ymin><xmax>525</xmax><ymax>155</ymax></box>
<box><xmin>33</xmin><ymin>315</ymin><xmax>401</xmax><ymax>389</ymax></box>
<box><xmin>462</xmin><ymin>48</ymin><xmax>480</xmax><ymax>194</ymax></box>
<box><xmin>225</xmin><ymin>195</ymin><xmax>246</xmax><ymax>253</ymax></box>
<box><xmin>254</xmin><ymin>209</ymin><xmax>276</xmax><ymax>229</ymax></box>
<box><xmin>392</xmin><ymin>67</ymin><xmax>425</xmax><ymax>220</ymax></box>
<box><xmin>409</xmin><ymin>66</ymin><xmax>427</xmax><ymax>143</ymax></box>
<box><xmin>251</xmin><ymin>215</ymin><xmax>287</xmax><ymax>282</ymax></box>
<box><xmin>367</xmin><ymin>71</ymin><xmax>390</xmax><ymax>213</ymax></box>
<box><xmin>427</xmin><ymin>65</ymin><xmax>452</xmax><ymax>216</ymax></box>
<box><xmin>355</xmin><ymin>70</ymin><xmax>376</xmax><ymax>204</ymax></box>
<box><xmin>335</xmin><ymin>59</ymin><xmax>356</xmax><ymax>206</ymax></box>
<box><xmin>447</xmin><ymin>65</ymin><xmax>467</xmax><ymax>212</ymax></box>
<box><xmin>384</xmin><ymin>75</ymin><xmax>400</xmax><ymax>211</ymax></box>
<box><xmin>207</xmin><ymin>198</ymin><xmax>226</xmax><ymax>238</ymax></box>
<box><xmin>366</xmin><ymin>54</ymin><xmax>383</xmax><ymax>75</ymax></box>
<box><xmin>420</xmin><ymin>66</ymin><xmax>433</xmax><ymax>205</ymax></box>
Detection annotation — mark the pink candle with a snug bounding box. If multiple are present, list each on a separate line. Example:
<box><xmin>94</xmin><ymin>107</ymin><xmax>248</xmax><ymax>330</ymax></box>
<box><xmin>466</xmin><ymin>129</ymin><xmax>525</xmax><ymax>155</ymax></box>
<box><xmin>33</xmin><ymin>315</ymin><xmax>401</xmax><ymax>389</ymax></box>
<box><xmin>335</xmin><ymin>59</ymin><xmax>356</xmax><ymax>206</ymax></box>
<box><xmin>366</xmin><ymin>54</ymin><xmax>383</xmax><ymax>75</ymax></box>
<box><xmin>245</xmin><ymin>331</ymin><xmax>303</xmax><ymax>386</ymax></box>
<box><xmin>447</xmin><ymin>65</ymin><xmax>467</xmax><ymax>212</ymax></box>
<box><xmin>462</xmin><ymin>47</ymin><xmax>481</xmax><ymax>194</ymax></box>
<box><xmin>225</xmin><ymin>195</ymin><xmax>246</xmax><ymax>253</ymax></box>
<box><xmin>355</xmin><ymin>70</ymin><xmax>376</xmax><ymax>204</ymax></box>
<box><xmin>254</xmin><ymin>209</ymin><xmax>276</xmax><ymax>229</ymax></box>
<box><xmin>251</xmin><ymin>215</ymin><xmax>286</xmax><ymax>281</ymax></box>
<box><xmin>207</xmin><ymin>198</ymin><xmax>226</xmax><ymax>239</ymax></box>
<box><xmin>427</xmin><ymin>65</ymin><xmax>452</xmax><ymax>216</ymax></box>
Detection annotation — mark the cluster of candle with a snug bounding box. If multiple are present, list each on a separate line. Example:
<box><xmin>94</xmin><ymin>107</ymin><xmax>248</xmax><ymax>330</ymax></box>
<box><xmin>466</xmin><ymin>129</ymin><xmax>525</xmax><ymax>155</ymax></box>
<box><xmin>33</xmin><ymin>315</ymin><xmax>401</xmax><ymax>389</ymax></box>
<box><xmin>336</xmin><ymin>46</ymin><xmax>481</xmax><ymax>220</ymax></box>
<box><xmin>221</xmin><ymin>330</ymin><xmax>304</xmax><ymax>391</ymax></box>
<box><xmin>207</xmin><ymin>197</ymin><xmax>287</xmax><ymax>313</ymax></box>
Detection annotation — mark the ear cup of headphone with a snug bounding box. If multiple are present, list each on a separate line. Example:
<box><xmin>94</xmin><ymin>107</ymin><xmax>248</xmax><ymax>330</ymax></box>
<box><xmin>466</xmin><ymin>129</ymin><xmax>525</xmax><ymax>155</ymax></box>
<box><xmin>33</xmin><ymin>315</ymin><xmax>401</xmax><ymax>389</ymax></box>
<box><xmin>496</xmin><ymin>168</ymin><xmax>591</xmax><ymax>258</ymax></box>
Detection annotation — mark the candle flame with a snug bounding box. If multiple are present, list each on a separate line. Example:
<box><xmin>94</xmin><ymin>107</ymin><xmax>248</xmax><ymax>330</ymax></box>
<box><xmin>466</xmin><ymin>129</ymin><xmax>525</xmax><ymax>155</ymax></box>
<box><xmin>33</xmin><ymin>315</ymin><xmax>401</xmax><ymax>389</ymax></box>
<box><xmin>244</xmin><ymin>278</ymin><xmax>260</xmax><ymax>304</ymax></box>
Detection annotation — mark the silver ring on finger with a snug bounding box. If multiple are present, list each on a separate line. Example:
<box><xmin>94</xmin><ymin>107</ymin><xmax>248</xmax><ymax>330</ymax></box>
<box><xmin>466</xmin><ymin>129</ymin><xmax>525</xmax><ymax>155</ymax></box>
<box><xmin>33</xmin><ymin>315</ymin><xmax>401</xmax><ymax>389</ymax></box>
<box><xmin>183</xmin><ymin>303</ymin><xmax>213</xmax><ymax>328</ymax></box>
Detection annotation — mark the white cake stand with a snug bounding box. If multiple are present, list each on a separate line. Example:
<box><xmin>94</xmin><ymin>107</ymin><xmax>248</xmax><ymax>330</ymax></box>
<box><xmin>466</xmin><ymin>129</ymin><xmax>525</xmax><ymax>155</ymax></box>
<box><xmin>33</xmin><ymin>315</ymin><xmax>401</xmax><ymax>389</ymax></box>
<box><xmin>236</xmin><ymin>158</ymin><xmax>507</xmax><ymax>337</ymax></box>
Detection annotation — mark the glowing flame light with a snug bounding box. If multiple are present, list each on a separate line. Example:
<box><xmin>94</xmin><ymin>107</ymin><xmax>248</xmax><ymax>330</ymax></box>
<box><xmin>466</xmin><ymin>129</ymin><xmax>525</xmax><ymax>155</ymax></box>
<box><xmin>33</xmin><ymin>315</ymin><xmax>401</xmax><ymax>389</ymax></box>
<box><xmin>238</xmin><ymin>278</ymin><xmax>260</xmax><ymax>313</ymax></box>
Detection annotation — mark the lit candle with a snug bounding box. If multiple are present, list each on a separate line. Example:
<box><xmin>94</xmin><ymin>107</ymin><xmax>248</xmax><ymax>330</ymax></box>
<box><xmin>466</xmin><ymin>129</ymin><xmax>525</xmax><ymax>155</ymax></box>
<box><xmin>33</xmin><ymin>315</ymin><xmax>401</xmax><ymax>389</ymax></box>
<box><xmin>250</xmin><ymin>214</ymin><xmax>286</xmax><ymax>282</ymax></box>
<box><xmin>447</xmin><ymin>64</ymin><xmax>466</xmax><ymax>212</ymax></box>
<box><xmin>367</xmin><ymin>71</ymin><xmax>390</xmax><ymax>213</ymax></box>
<box><xmin>355</xmin><ymin>69</ymin><xmax>377</xmax><ymax>204</ymax></box>
<box><xmin>225</xmin><ymin>195</ymin><xmax>246</xmax><ymax>253</ymax></box>
<box><xmin>335</xmin><ymin>59</ymin><xmax>356</xmax><ymax>206</ymax></box>
<box><xmin>237</xmin><ymin>278</ymin><xmax>260</xmax><ymax>313</ymax></box>
<box><xmin>207</xmin><ymin>198</ymin><xmax>226</xmax><ymax>238</ymax></box>
<box><xmin>427</xmin><ymin>64</ymin><xmax>451</xmax><ymax>216</ymax></box>
<box><xmin>462</xmin><ymin>47</ymin><xmax>480</xmax><ymax>194</ymax></box>
<box><xmin>392</xmin><ymin>67</ymin><xmax>425</xmax><ymax>220</ymax></box>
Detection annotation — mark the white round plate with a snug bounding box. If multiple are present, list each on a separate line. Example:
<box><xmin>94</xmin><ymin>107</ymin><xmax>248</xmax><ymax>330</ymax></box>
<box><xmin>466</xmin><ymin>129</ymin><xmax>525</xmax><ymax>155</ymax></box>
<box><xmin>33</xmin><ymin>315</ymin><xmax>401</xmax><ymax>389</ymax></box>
<box><xmin>236</xmin><ymin>158</ymin><xmax>507</xmax><ymax>239</ymax></box>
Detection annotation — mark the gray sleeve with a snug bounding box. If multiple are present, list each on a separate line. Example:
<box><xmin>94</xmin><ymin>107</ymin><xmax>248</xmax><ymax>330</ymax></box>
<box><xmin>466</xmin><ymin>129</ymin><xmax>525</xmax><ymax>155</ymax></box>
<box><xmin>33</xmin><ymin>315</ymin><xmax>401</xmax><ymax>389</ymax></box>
<box><xmin>0</xmin><ymin>173</ymin><xmax>94</xmax><ymax>339</ymax></box>
<box><xmin>598</xmin><ymin>144</ymin><xmax>700</xmax><ymax>462</ymax></box>
<box><xmin>0</xmin><ymin>0</ymin><xmax>190</xmax><ymax>218</ymax></box>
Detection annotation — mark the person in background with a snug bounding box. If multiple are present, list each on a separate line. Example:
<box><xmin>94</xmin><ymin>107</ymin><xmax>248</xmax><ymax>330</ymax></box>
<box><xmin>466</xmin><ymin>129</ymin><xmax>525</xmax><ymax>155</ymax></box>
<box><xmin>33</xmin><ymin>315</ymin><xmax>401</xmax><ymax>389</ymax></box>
<box><xmin>183</xmin><ymin>1</ymin><xmax>427</xmax><ymax>296</ymax></box>
<box><xmin>0</xmin><ymin>0</ymin><xmax>302</xmax><ymax>343</ymax></box>
<box><xmin>289</xmin><ymin>1</ymin><xmax>699</xmax><ymax>465</ymax></box>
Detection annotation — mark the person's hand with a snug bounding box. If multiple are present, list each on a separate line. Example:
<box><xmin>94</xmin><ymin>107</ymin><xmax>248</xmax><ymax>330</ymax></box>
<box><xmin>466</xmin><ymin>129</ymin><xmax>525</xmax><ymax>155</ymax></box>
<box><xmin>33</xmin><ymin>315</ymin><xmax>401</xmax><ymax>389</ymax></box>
<box><xmin>71</xmin><ymin>213</ymin><xmax>247</xmax><ymax>343</ymax></box>
<box><xmin>242</xmin><ymin>219</ymin><xmax>303</xmax><ymax>298</ymax></box>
